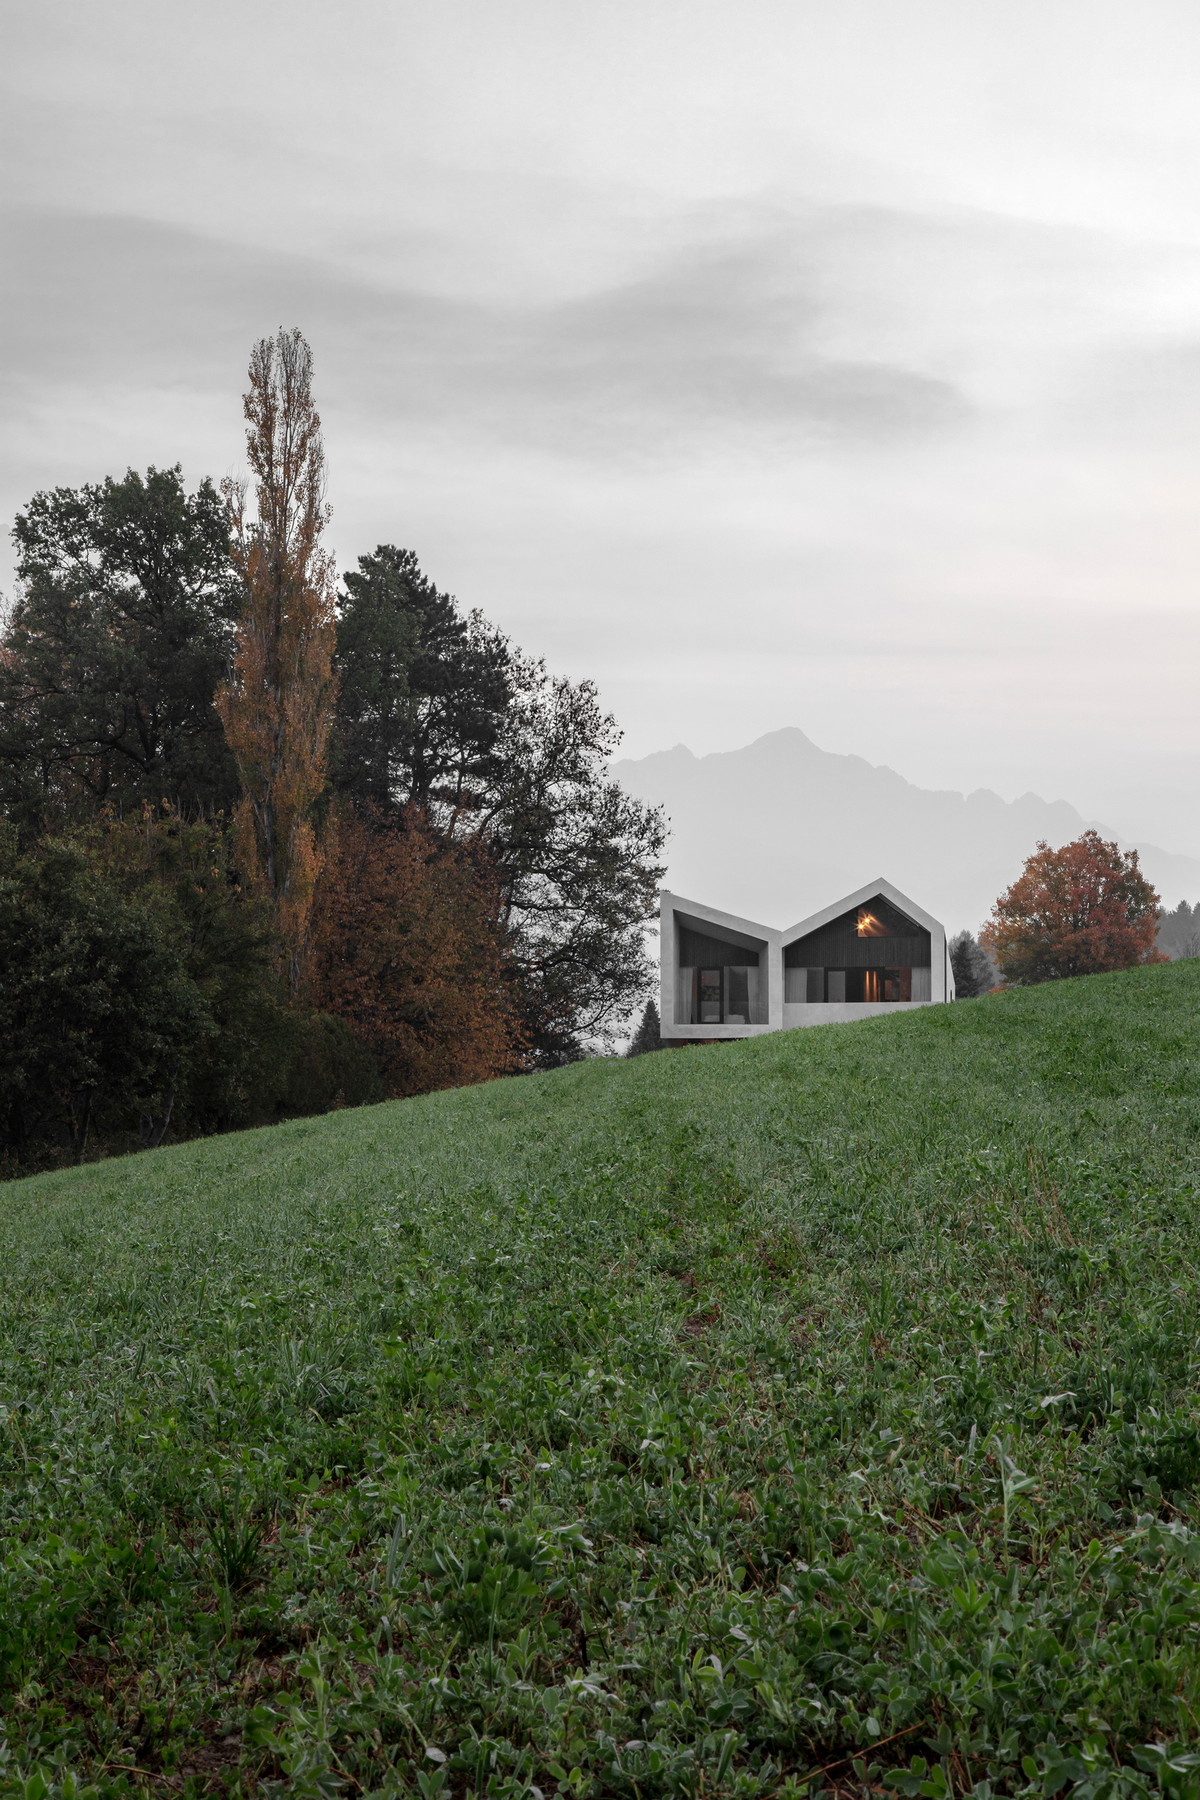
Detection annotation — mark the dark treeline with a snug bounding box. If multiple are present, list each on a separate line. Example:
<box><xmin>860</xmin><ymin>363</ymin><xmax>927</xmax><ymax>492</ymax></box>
<box><xmin>1157</xmin><ymin>900</ymin><xmax>1200</xmax><ymax>961</ymax></box>
<box><xmin>0</xmin><ymin>335</ymin><xmax>664</xmax><ymax>1174</ymax></box>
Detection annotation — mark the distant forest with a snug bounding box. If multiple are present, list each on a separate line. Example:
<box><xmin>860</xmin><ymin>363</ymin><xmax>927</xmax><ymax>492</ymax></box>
<box><xmin>1157</xmin><ymin>900</ymin><xmax>1200</xmax><ymax>960</ymax></box>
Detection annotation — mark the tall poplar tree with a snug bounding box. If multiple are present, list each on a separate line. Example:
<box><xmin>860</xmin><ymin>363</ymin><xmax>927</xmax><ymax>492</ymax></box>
<box><xmin>217</xmin><ymin>330</ymin><xmax>337</xmax><ymax>991</ymax></box>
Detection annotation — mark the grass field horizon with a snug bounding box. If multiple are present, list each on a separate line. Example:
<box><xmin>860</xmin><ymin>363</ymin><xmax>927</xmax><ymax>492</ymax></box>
<box><xmin>4</xmin><ymin>964</ymin><xmax>1200</xmax><ymax>1798</ymax></box>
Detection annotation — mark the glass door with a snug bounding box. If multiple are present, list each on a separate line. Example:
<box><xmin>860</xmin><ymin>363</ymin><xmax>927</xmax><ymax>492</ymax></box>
<box><xmin>698</xmin><ymin>969</ymin><xmax>722</xmax><ymax>1023</ymax></box>
<box><xmin>725</xmin><ymin>966</ymin><xmax>750</xmax><ymax>1022</ymax></box>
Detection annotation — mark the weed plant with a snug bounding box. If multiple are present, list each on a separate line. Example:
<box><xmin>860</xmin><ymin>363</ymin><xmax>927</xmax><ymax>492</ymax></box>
<box><xmin>2</xmin><ymin>963</ymin><xmax>1200</xmax><ymax>1797</ymax></box>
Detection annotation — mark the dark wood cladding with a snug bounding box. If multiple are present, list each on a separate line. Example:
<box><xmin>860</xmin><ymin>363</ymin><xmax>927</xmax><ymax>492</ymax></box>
<box><xmin>678</xmin><ymin>926</ymin><xmax>761</xmax><ymax>967</ymax></box>
<box><xmin>785</xmin><ymin>898</ymin><xmax>931</xmax><ymax>970</ymax></box>
<box><xmin>787</xmin><ymin>932</ymin><xmax>931</xmax><ymax>969</ymax></box>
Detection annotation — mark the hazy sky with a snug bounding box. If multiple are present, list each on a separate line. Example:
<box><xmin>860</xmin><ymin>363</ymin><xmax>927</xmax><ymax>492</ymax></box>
<box><xmin>3</xmin><ymin>1</ymin><xmax>1199</xmax><ymax>852</ymax></box>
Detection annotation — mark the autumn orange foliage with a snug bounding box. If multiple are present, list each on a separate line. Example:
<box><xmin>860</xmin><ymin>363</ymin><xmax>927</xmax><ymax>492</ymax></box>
<box><xmin>982</xmin><ymin>830</ymin><xmax>1166</xmax><ymax>986</ymax></box>
<box><xmin>309</xmin><ymin>808</ymin><xmax>525</xmax><ymax>1097</ymax></box>
<box><xmin>217</xmin><ymin>330</ymin><xmax>337</xmax><ymax>991</ymax></box>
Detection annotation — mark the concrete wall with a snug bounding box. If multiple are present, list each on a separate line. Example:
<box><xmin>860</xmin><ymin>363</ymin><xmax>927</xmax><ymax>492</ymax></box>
<box><xmin>782</xmin><ymin>1000</ymin><xmax>934</xmax><ymax>1029</ymax></box>
<box><xmin>660</xmin><ymin>877</ymin><xmax>954</xmax><ymax>1043</ymax></box>
<box><xmin>659</xmin><ymin>889</ymin><xmax>781</xmax><ymax>1041</ymax></box>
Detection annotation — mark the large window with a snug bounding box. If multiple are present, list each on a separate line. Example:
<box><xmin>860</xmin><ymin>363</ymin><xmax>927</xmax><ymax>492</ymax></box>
<box><xmin>783</xmin><ymin>894</ymin><xmax>932</xmax><ymax>1005</ymax></box>
<box><xmin>725</xmin><ymin>966</ymin><xmax>752</xmax><ymax>1021</ymax></box>
<box><xmin>679</xmin><ymin>963</ymin><xmax>764</xmax><ymax>1024</ymax></box>
<box><xmin>675</xmin><ymin>918</ymin><xmax>767</xmax><ymax>1025</ymax></box>
<box><xmin>864</xmin><ymin>968</ymin><xmax>911</xmax><ymax>1003</ymax></box>
<box><xmin>785</xmin><ymin>965</ymin><xmax>931</xmax><ymax>1003</ymax></box>
<box><xmin>698</xmin><ymin>968</ymin><xmax>722</xmax><ymax>1023</ymax></box>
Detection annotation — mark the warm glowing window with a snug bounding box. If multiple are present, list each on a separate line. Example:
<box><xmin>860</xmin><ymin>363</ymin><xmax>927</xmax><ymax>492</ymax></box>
<box><xmin>863</xmin><ymin>969</ymin><xmax>913</xmax><ymax>1002</ymax></box>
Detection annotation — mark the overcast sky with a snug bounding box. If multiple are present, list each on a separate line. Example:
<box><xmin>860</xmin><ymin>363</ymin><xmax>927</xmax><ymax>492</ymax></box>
<box><xmin>3</xmin><ymin>1</ymin><xmax>1199</xmax><ymax>853</ymax></box>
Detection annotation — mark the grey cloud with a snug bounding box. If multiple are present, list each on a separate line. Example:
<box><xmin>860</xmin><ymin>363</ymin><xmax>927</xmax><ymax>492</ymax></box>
<box><xmin>0</xmin><ymin>209</ymin><xmax>442</xmax><ymax>397</ymax></box>
<box><xmin>0</xmin><ymin>206</ymin><xmax>970</xmax><ymax>469</ymax></box>
<box><xmin>523</xmin><ymin>240</ymin><xmax>969</xmax><ymax>447</ymax></box>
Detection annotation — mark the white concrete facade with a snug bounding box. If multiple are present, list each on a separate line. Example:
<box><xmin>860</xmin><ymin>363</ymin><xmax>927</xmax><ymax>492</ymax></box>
<box><xmin>661</xmin><ymin>877</ymin><xmax>954</xmax><ymax>1041</ymax></box>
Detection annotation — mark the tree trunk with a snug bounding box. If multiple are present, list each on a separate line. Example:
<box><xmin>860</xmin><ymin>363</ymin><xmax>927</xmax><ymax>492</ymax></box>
<box><xmin>68</xmin><ymin>1088</ymin><xmax>95</xmax><ymax>1164</ymax></box>
<box><xmin>139</xmin><ymin>1085</ymin><xmax>176</xmax><ymax>1149</ymax></box>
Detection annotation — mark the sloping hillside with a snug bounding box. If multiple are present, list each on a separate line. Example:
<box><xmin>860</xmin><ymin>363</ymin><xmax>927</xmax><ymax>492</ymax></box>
<box><xmin>615</xmin><ymin>727</ymin><xmax>1200</xmax><ymax>930</ymax></box>
<box><xmin>3</xmin><ymin>965</ymin><xmax>1200</xmax><ymax>1795</ymax></box>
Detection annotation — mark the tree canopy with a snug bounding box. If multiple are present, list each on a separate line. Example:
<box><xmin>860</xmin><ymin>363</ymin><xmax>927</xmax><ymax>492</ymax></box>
<box><xmin>309</xmin><ymin>806</ymin><xmax>522</xmax><ymax>1095</ymax></box>
<box><xmin>0</xmin><ymin>827</ymin><xmax>211</xmax><ymax>1162</ymax></box>
<box><xmin>483</xmin><ymin>657</ymin><xmax>665</xmax><ymax>1059</ymax></box>
<box><xmin>0</xmin><ymin>466</ymin><xmax>240</xmax><ymax>831</ymax></box>
<box><xmin>333</xmin><ymin>544</ymin><xmax>511</xmax><ymax>817</ymax></box>
<box><xmin>334</xmin><ymin>546</ymin><xmax>665</xmax><ymax>1060</ymax></box>
<box><xmin>0</xmin><ymin>335</ymin><xmax>667</xmax><ymax>1169</ymax></box>
<box><xmin>0</xmin><ymin>810</ymin><xmax>383</xmax><ymax>1171</ymax></box>
<box><xmin>982</xmin><ymin>831</ymin><xmax>1164</xmax><ymax>986</ymax></box>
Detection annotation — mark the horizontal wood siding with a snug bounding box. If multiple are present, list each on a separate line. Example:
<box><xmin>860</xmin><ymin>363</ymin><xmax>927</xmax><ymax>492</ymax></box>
<box><xmin>785</xmin><ymin>932</ymin><xmax>931</xmax><ymax>970</ymax></box>
<box><xmin>785</xmin><ymin>899</ymin><xmax>931</xmax><ymax>970</ymax></box>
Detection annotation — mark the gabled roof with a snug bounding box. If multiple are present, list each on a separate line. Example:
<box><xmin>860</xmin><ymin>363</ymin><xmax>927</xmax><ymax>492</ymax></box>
<box><xmin>780</xmin><ymin>876</ymin><xmax>943</xmax><ymax>943</ymax></box>
<box><xmin>659</xmin><ymin>889</ymin><xmax>776</xmax><ymax>950</ymax></box>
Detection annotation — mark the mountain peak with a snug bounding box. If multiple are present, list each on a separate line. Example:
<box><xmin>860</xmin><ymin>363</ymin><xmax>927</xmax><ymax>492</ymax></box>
<box><xmin>615</xmin><ymin>728</ymin><xmax>1199</xmax><ymax>929</ymax></box>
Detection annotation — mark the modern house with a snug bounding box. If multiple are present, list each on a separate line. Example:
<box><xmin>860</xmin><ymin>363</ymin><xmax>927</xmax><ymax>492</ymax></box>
<box><xmin>660</xmin><ymin>878</ymin><xmax>954</xmax><ymax>1043</ymax></box>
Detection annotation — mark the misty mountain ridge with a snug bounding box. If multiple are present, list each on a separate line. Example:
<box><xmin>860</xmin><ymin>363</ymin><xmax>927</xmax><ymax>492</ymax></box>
<box><xmin>614</xmin><ymin>727</ymin><xmax>1199</xmax><ymax>934</ymax></box>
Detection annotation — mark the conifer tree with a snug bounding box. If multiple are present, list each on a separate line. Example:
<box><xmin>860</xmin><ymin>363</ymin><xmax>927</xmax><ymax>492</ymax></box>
<box><xmin>949</xmin><ymin>930</ymin><xmax>997</xmax><ymax>998</ymax></box>
<box><xmin>1156</xmin><ymin>899</ymin><xmax>1200</xmax><ymax>960</ymax></box>
<box><xmin>627</xmin><ymin>997</ymin><xmax>663</xmax><ymax>1055</ymax></box>
<box><xmin>217</xmin><ymin>330</ymin><xmax>337</xmax><ymax>991</ymax></box>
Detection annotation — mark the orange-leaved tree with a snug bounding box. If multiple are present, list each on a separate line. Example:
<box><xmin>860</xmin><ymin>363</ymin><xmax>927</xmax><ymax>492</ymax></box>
<box><xmin>308</xmin><ymin>806</ymin><xmax>524</xmax><ymax>1096</ymax></box>
<box><xmin>217</xmin><ymin>329</ymin><xmax>337</xmax><ymax>992</ymax></box>
<box><xmin>982</xmin><ymin>830</ymin><xmax>1166</xmax><ymax>986</ymax></box>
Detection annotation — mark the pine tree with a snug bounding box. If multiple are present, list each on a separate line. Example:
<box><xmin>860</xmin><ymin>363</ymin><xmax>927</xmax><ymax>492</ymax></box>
<box><xmin>217</xmin><ymin>330</ymin><xmax>337</xmax><ymax>992</ymax></box>
<box><xmin>949</xmin><ymin>930</ymin><xmax>997</xmax><ymax>998</ymax></box>
<box><xmin>627</xmin><ymin>998</ymin><xmax>663</xmax><ymax>1055</ymax></box>
<box><xmin>1156</xmin><ymin>900</ymin><xmax>1200</xmax><ymax>960</ymax></box>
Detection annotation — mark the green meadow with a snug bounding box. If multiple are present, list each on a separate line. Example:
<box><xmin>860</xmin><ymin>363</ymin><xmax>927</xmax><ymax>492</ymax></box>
<box><xmin>4</xmin><ymin>964</ymin><xmax>1200</xmax><ymax>1799</ymax></box>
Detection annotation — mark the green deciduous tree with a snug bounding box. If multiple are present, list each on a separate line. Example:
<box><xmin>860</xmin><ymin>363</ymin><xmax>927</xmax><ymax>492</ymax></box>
<box><xmin>0</xmin><ymin>466</ymin><xmax>240</xmax><ymax>833</ymax></box>
<box><xmin>485</xmin><ymin>656</ymin><xmax>666</xmax><ymax>1060</ymax></box>
<box><xmin>89</xmin><ymin>808</ymin><xmax>300</xmax><ymax>1135</ymax></box>
<box><xmin>0</xmin><ymin>829</ymin><xmax>211</xmax><ymax>1163</ymax></box>
<box><xmin>0</xmin><ymin>810</ymin><xmax>384</xmax><ymax>1173</ymax></box>
<box><xmin>92</xmin><ymin>808</ymin><xmax>383</xmax><ymax>1136</ymax></box>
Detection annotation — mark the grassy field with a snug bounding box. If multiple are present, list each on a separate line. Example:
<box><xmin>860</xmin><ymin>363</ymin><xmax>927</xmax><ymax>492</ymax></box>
<box><xmin>4</xmin><ymin>965</ymin><xmax>1200</xmax><ymax>1799</ymax></box>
